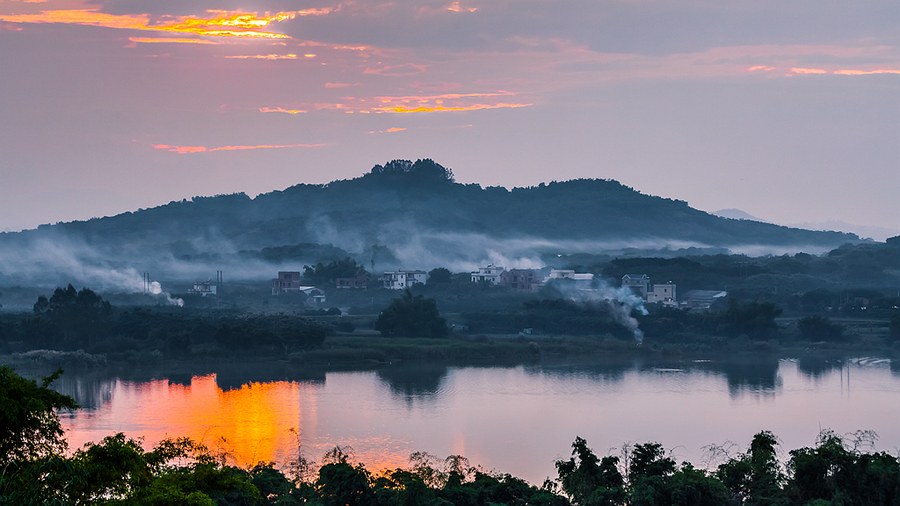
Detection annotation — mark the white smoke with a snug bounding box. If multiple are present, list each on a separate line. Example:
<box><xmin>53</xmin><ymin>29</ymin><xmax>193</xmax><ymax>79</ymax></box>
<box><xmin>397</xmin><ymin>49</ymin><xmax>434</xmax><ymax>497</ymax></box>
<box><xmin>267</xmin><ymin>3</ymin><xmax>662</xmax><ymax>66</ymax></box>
<box><xmin>548</xmin><ymin>277</ymin><xmax>648</xmax><ymax>343</ymax></box>
<box><xmin>147</xmin><ymin>280</ymin><xmax>184</xmax><ymax>307</ymax></box>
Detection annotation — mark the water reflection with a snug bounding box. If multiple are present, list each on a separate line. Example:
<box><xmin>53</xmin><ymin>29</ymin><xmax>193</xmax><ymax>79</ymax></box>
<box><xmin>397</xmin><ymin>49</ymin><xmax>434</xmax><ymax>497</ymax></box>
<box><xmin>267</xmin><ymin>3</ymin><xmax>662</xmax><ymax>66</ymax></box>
<box><xmin>53</xmin><ymin>372</ymin><xmax>116</xmax><ymax>410</ymax></box>
<box><xmin>376</xmin><ymin>363</ymin><xmax>449</xmax><ymax>400</ymax></box>
<box><xmin>48</xmin><ymin>356</ymin><xmax>900</xmax><ymax>486</ymax></box>
<box><xmin>534</xmin><ymin>358</ymin><xmax>632</xmax><ymax>383</ymax></box>
<box><xmin>714</xmin><ymin>359</ymin><xmax>780</xmax><ymax>397</ymax></box>
<box><xmin>796</xmin><ymin>355</ymin><xmax>845</xmax><ymax>379</ymax></box>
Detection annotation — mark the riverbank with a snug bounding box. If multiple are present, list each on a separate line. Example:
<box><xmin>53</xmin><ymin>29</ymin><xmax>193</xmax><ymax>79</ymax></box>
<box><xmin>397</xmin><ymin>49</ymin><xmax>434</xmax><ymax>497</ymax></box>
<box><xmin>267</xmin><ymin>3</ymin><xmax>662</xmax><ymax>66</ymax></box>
<box><xmin>3</xmin><ymin>330</ymin><xmax>897</xmax><ymax>372</ymax></box>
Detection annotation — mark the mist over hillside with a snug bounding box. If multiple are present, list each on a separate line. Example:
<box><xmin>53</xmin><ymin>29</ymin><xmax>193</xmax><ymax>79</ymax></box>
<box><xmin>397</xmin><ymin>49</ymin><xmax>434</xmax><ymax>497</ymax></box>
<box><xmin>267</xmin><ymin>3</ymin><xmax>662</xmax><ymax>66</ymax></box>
<box><xmin>0</xmin><ymin>159</ymin><xmax>864</xmax><ymax>294</ymax></box>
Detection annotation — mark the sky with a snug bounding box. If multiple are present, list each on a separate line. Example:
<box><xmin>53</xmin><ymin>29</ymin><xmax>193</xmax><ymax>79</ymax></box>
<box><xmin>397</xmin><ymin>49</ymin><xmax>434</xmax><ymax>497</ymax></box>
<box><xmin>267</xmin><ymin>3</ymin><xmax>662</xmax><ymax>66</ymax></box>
<box><xmin>1</xmin><ymin>0</ymin><xmax>898</xmax><ymax>237</ymax></box>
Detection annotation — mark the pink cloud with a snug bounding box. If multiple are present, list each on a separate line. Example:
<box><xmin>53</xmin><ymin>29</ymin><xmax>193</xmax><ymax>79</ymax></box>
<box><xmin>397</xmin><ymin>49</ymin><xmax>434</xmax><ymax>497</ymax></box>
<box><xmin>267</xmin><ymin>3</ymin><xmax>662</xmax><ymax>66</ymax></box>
<box><xmin>153</xmin><ymin>142</ymin><xmax>324</xmax><ymax>154</ymax></box>
<box><xmin>364</xmin><ymin>63</ymin><xmax>428</xmax><ymax>76</ymax></box>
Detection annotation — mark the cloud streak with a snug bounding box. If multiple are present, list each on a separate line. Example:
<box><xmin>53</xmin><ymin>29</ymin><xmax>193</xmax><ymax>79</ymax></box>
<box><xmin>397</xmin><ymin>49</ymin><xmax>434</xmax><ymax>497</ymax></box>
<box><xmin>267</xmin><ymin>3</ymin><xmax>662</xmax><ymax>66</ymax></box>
<box><xmin>260</xmin><ymin>91</ymin><xmax>533</xmax><ymax>115</ymax></box>
<box><xmin>152</xmin><ymin>143</ymin><xmax>326</xmax><ymax>154</ymax></box>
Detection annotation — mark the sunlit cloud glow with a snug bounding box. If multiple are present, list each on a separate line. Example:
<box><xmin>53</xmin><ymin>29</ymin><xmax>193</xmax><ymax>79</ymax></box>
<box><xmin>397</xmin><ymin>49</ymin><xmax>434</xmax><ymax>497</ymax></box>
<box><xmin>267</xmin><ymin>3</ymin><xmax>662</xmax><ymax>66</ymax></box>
<box><xmin>0</xmin><ymin>9</ymin><xmax>299</xmax><ymax>39</ymax></box>
<box><xmin>261</xmin><ymin>91</ymin><xmax>533</xmax><ymax>115</ymax></box>
<box><xmin>152</xmin><ymin>142</ymin><xmax>324</xmax><ymax>154</ymax></box>
<box><xmin>129</xmin><ymin>37</ymin><xmax>218</xmax><ymax>44</ymax></box>
<box><xmin>373</xmin><ymin>102</ymin><xmax>531</xmax><ymax>113</ymax></box>
<box><xmin>226</xmin><ymin>54</ymin><xmax>298</xmax><ymax>59</ymax></box>
<box><xmin>834</xmin><ymin>69</ymin><xmax>900</xmax><ymax>75</ymax></box>
<box><xmin>258</xmin><ymin>107</ymin><xmax>308</xmax><ymax>114</ymax></box>
<box><xmin>446</xmin><ymin>1</ymin><xmax>477</xmax><ymax>13</ymax></box>
<box><xmin>748</xmin><ymin>66</ymin><xmax>775</xmax><ymax>72</ymax></box>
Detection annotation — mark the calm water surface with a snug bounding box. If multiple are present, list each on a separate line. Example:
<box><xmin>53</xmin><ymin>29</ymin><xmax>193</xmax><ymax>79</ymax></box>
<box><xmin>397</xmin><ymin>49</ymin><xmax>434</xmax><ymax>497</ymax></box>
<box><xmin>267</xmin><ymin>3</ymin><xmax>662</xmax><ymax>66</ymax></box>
<box><xmin>53</xmin><ymin>357</ymin><xmax>900</xmax><ymax>485</ymax></box>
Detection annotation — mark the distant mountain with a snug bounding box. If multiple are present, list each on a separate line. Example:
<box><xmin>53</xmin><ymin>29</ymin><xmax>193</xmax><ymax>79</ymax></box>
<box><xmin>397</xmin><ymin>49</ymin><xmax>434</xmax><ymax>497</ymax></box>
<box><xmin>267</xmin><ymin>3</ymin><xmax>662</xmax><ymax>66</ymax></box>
<box><xmin>713</xmin><ymin>209</ymin><xmax>766</xmax><ymax>222</ymax></box>
<box><xmin>785</xmin><ymin>220</ymin><xmax>900</xmax><ymax>243</ymax></box>
<box><xmin>0</xmin><ymin>159</ymin><xmax>864</xmax><ymax>289</ymax></box>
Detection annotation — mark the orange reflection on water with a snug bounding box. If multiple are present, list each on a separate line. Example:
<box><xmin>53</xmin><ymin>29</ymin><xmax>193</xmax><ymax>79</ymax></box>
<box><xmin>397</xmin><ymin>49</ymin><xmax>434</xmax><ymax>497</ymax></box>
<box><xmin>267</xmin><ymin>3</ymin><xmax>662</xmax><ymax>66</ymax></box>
<box><xmin>64</xmin><ymin>374</ymin><xmax>414</xmax><ymax>474</ymax></box>
<box><xmin>67</xmin><ymin>375</ymin><xmax>313</xmax><ymax>468</ymax></box>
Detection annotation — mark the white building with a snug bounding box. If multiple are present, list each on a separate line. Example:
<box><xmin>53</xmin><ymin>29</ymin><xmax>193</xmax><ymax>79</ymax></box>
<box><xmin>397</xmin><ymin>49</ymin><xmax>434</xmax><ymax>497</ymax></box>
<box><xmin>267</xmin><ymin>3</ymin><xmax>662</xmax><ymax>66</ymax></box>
<box><xmin>471</xmin><ymin>264</ymin><xmax>505</xmax><ymax>284</ymax></box>
<box><xmin>549</xmin><ymin>269</ymin><xmax>595</xmax><ymax>289</ymax></box>
<box><xmin>383</xmin><ymin>270</ymin><xmax>427</xmax><ymax>289</ymax></box>
<box><xmin>189</xmin><ymin>279</ymin><xmax>217</xmax><ymax>296</ymax></box>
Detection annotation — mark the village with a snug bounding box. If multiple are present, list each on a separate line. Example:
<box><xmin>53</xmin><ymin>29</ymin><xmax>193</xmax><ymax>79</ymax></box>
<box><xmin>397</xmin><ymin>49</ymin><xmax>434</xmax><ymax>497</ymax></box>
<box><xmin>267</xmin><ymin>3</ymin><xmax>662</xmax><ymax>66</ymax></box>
<box><xmin>236</xmin><ymin>264</ymin><xmax>731</xmax><ymax>311</ymax></box>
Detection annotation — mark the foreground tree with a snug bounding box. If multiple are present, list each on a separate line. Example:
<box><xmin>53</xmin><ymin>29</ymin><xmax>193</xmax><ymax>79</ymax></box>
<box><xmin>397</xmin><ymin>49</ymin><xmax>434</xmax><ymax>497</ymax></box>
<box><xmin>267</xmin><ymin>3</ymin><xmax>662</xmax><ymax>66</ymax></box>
<box><xmin>555</xmin><ymin>437</ymin><xmax>625</xmax><ymax>506</ymax></box>
<box><xmin>0</xmin><ymin>365</ymin><xmax>77</xmax><ymax>463</ymax></box>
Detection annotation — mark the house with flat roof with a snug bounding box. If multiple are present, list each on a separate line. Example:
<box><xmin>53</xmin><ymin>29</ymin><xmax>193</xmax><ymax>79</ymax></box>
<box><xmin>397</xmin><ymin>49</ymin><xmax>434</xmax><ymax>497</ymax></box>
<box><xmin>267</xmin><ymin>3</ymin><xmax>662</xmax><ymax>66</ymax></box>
<box><xmin>471</xmin><ymin>264</ymin><xmax>505</xmax><ymax>284</ymax></box>
<box><xmin>383</xmin><ymin>270</ymin><xmax>427</xmax><ymax>289</ymax></box>
<box><xmin>499</xmin><ymin>268</ymin><xmax>541</xmax><ymax>291</ymax></box>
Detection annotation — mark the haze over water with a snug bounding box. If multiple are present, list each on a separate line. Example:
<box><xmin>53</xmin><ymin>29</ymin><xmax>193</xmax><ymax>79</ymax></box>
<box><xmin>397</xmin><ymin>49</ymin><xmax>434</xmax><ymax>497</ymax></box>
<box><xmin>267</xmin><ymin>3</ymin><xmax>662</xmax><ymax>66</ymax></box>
<box><xmin>56</xmin><ymin>358</ymin><xmax>900</xmax><ymax>485</ymax></box>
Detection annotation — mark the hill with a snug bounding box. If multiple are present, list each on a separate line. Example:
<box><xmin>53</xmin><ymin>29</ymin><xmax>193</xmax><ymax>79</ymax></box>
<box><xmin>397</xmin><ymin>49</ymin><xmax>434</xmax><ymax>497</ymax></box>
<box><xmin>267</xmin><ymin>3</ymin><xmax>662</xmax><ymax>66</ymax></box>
<box><xmin>0</xmin><ymin>159</ymin><xmax>863</xmax><ymax>291</ymax></box>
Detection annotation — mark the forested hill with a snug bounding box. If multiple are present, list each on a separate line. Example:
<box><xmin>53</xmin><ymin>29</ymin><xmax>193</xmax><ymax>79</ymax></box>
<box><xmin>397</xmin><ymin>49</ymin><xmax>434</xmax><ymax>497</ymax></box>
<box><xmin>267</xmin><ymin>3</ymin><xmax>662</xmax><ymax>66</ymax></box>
<box><xmin>3</xmin><ymin>159</ymin><xmax>861</xmax><ymax>256</ymax></box>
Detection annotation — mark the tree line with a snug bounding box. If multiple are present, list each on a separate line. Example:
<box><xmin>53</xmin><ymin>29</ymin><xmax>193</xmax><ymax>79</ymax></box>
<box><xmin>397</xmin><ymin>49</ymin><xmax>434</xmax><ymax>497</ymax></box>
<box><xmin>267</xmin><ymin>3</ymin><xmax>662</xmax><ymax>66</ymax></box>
<box><xmin>0</xmin><ymin>285</ymin><xmax>329</xmax><ymax>358</ymax></box>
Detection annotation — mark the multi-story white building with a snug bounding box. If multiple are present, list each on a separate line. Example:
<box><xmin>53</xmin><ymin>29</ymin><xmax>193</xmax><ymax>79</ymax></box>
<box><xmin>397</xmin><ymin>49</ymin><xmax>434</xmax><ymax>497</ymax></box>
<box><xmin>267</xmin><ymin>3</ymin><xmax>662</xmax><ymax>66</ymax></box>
<box><xmin>382</xmin><ymin>270</ymin><xmax>427</xmax><ymax>289</ymax></box>
<box><xmin>471</xmin><ymin>264</ymin><xmax>506</xmax><ymax>284</ymax></box>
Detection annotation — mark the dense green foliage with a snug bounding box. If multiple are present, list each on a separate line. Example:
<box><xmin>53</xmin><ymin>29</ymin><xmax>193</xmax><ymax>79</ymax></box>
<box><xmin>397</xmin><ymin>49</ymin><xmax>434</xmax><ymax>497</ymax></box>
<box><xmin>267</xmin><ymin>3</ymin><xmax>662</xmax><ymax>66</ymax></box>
<box><xmin>1</xmin><ymin>288</ymin><xmax>329</xmax><ymax>358</ymax></box>
<box><xmin>0</xmin><ymin>365</ymin><xmax>77</xmax><ymax>463</ymax></box>
<box><xmin>375</xmin><ymin>290</ymin><xmax>449</xmax><ymax>338</ymax></box>
<box><xmin>797</xmin><ymin>316</ymin><xmax>845</xmax><ymax>341</ymax></box>
<box><xmin>464</xmin><ymin>299</ymin><xmax>637</xmax><ymax>338</ymax></box>
<box><xmin>303</xmin><ymin>258</ymin><xmax>367</xmax><ymax>286</ymax></box>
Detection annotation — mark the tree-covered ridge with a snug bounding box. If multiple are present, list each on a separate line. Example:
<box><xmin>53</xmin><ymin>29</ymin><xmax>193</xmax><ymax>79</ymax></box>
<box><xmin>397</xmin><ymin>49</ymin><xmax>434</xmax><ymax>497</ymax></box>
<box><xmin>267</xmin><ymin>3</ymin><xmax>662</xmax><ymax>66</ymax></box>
<box><xmin>3</xmin><ymin>365</ymin><xmax>900</xmax><ymax>505</ymax></box>
<box><xmin>0</xmin><ymin>159</ymin><xmax>861</xmax><ymax>263</ymax></box>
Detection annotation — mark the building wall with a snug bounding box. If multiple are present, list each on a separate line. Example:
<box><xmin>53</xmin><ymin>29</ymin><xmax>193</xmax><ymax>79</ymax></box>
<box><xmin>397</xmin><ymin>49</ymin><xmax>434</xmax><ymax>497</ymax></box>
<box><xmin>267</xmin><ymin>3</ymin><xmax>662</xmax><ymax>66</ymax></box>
<box><xmin>647</xmin><ymin>282</ymin><xmax>676</xmax><ymax>304</ymax></box>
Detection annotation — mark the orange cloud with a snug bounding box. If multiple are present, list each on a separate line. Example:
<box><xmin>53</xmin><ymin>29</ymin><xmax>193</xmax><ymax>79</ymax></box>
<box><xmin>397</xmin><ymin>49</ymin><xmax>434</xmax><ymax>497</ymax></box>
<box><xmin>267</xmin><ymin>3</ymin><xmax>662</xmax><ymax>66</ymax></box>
<box><xmin>262</xmin><ymin>91</ymin><xmax>533</xmax><ymax>115</ymax></box>
<box><xmin>226</xmin><ymin>54</ymin><xmax>298</xmax><ymax>59</ymax></box>
<box><xmin>446</xmin><ymin>1</ymin><xmax>477</xmax><ymax>13</ymax></box>
<box><xmin>790</xmin><ymin>68</ymin><xmax>827</xmax><ymax>74</ymax></box>
<box><xmin>258</xmin><ymin>107</ymin><xmax>308</xmax><ymax>114</ymax></box>
<box><xmin>374</xmin><ymin>103</ymin><xmax>531</xmax><ymax>113</ymax></box>
<box><xmin>153</xmin><ymin>142</ymin><xmax>324</xmax><ymax>154</ymax></box>
<box><xmin>0</xmin><ymin>9</ymin><xmax>302</xmax><ymax>39</ymax></box>
<box><xmin>747</xmin><ymin>65</ymin><xmax>775</xmax><ymax>72</ymax></box>
<box><xmin>385</xmin><ymin>127</ymin><xmax>406</xmax><ymax>132</ymax></box>
<box><xmin>129</xmin><ymin>37</ymin><xmax>218</xmax><ymax>44</ymax></box>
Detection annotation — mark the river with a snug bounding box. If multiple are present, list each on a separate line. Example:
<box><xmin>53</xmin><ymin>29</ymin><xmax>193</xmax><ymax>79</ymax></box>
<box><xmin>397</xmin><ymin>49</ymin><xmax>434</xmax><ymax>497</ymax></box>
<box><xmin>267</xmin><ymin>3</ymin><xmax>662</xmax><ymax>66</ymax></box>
<box><xmin>50</xmin><ymin>356</ymin><xmax>900</xmax><ymax>485</ymax></box>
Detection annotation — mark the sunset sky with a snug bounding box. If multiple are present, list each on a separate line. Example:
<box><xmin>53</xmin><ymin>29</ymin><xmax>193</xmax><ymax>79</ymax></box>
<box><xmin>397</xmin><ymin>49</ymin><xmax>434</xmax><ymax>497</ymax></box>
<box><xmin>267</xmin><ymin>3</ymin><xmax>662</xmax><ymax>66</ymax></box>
<box><xmin>1</xmin><ymin>0</ymin><xmax>898</xmax><ymax>235</ymax></box>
